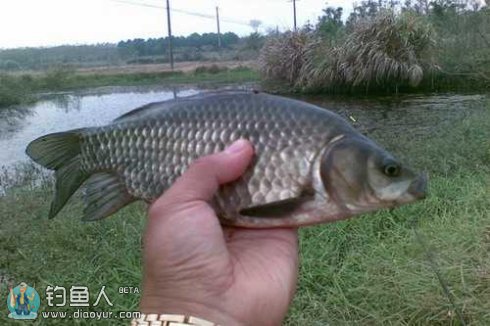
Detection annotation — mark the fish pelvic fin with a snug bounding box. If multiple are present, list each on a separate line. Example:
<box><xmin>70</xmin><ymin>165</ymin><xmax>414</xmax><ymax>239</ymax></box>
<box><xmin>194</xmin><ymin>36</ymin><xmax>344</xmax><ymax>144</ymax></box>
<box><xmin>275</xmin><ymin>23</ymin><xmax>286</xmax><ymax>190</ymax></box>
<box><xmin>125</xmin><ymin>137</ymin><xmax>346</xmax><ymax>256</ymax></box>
<box><xmin>82</xmin><ymin>172</ymin><xmax>135</xmax><ymax>221</ymax></box>
<box><xmin>26</xmin><ymin>131</ymin><xmax>89</xmax><ymax>218</ymax></box>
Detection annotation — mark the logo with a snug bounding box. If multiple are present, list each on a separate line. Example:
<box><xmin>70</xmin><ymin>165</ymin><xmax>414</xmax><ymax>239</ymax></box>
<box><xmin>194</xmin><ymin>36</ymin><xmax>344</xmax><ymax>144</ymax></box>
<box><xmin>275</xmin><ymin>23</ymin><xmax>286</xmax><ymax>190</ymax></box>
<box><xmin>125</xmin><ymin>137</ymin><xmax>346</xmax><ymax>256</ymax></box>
<box><xmin>6</xmin><ymin>282</ymin><xmax>40</xmax><ymax>320</ymax></box>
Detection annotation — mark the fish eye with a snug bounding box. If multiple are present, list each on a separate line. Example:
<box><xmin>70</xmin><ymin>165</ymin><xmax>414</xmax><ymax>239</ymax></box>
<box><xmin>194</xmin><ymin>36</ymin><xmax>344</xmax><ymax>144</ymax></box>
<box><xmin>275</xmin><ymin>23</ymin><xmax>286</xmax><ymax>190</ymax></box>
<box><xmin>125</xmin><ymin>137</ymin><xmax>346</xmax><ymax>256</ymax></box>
<box><xmin>383</xmin><ymin>162</ymin><xmax>401</xmax><ymax>177</ymax></box>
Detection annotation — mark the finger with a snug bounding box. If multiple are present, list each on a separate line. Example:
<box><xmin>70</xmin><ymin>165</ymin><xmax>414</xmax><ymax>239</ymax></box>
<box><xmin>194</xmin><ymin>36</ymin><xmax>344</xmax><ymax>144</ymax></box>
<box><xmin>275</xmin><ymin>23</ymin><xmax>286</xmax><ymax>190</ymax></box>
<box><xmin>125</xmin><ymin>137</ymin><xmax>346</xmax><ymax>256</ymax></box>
<box><xmin>152</xmin><ymin>139</ymin><xmax>255</xmax><ymax>210</ymax></box>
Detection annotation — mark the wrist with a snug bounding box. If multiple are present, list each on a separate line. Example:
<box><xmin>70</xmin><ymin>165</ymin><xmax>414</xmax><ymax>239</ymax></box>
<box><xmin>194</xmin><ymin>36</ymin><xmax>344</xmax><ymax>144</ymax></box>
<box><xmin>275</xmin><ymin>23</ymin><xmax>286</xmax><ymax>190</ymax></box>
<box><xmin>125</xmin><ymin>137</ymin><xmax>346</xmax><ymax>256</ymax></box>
<box><xmin>131</xmin><ymin>313</ymin><xmax>219</xmax><ymax>326</ymax></box>
<box><xmin>140</xmin><ymin>293</ymin><xmax>242</xmax><ymax>326</ymax></box>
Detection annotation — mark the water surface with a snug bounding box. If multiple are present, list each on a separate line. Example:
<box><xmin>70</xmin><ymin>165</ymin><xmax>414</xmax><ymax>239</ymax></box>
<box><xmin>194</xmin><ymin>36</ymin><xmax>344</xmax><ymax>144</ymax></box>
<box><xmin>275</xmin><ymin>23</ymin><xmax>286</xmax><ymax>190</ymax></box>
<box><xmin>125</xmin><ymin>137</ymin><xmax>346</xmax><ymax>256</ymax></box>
<box><xmin>0</xmin><ymin>86</ymin><xmax>201</xmax><ymax>168</ymax></box>
<box><xmin>0</xmin><ymin>86</ymin><xmax>487</xmax><ymax>188</ymax></box>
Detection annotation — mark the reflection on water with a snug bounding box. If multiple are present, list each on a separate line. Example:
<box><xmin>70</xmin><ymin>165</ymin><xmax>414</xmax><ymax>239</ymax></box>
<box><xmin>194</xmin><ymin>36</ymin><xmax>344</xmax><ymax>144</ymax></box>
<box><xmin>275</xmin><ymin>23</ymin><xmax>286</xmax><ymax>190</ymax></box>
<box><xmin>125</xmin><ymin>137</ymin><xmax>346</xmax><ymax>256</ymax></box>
<box><xmin>0</xmin><ymin>86</ymin><xmax>487</xmax><ymax>192</ymax></box>
<box><xmin>0</xmin><ymin>86</ymin><xmax>201</xmax><ymax>169</ymax></box>
<box><xmin>299</xmin><ymin>93</ymin><xmax>487</xmax><ymax>140</ymax></box>
<box><xmin>0</xmin><ymin>106</ymin><xmax>35</xmax><ymax>140</ymax></box>
<box><xmin>49</xmin><ymin>94</ymin><xmax>82</xmax><ymax>113</ymax></box>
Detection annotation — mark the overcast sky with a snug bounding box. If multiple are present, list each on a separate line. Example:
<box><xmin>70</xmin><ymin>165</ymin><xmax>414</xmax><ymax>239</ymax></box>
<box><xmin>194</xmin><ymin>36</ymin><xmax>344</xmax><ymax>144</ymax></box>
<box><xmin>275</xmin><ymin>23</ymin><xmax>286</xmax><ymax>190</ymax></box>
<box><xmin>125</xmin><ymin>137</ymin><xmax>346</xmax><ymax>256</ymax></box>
<box><xmin>0</xmin><ymin>0</ymin><xmax>354</xmax><ymax>49</ymax></box>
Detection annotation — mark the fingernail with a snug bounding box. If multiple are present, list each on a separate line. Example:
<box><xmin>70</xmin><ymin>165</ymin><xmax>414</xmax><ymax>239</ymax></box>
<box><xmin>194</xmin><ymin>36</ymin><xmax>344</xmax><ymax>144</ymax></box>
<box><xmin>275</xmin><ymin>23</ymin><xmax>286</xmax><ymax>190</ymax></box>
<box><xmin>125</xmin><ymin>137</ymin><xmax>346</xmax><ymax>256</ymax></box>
<box><xmin>225</xmin><ymin>139</ymin><xmax>248</xmax><ymax>154</ymax></box>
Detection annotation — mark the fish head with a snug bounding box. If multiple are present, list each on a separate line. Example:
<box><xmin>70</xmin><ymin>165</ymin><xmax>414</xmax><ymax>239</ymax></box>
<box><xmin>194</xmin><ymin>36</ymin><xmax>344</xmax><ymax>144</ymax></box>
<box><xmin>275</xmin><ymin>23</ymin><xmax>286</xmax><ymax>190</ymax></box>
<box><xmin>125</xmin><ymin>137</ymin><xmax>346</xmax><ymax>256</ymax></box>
<box><xmin>320</xmin><ymin>135</ymin><xmax>427</xmax><ymax>215</ymax></box>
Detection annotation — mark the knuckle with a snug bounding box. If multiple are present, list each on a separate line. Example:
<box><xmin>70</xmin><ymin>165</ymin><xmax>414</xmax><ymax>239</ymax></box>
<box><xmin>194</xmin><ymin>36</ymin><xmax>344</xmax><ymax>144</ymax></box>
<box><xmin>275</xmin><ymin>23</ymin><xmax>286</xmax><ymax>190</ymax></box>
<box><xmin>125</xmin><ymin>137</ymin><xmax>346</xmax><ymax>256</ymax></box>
<box><xmin>148</xmin><ymin>194</ymin><xmax>174</xmax><ymax>217</ymax></box>
<box><xmin>148</xmin><ymin>199</ymin><xmax>166</xmax><ymax>217</ymax></box>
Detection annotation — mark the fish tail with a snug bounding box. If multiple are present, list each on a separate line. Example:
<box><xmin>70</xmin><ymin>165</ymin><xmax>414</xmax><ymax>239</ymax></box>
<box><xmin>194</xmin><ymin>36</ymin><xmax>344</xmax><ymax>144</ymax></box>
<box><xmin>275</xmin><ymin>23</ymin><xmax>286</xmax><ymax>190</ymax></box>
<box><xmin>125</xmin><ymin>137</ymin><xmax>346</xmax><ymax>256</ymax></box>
<box><xmin>26</xmin><ymin>131</ymin><xmax>89</xmax><ymax>218</ymax></box>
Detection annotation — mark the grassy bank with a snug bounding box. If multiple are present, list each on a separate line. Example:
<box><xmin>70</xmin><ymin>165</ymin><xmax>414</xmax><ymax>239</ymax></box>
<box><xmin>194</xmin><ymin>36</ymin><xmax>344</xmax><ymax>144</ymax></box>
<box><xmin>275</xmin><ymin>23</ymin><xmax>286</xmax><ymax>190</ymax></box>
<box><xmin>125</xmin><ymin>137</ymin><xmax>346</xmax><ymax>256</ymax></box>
<box><xmin>288</xmin><ymin>105</ymin><xmax>490</xmax><ymax>324</ymax></box>
<box><xmin>0</xmin><ymin>101</ymin><xmax>489</xmax><ymax>325</ymax></box>
<box><xmin>259</xmin><ymin>6</ymin><xmax>490</xmax><ymax>95</ymax></box>
<box><xmin>0</xmin><ymin>65</ymin><xmax>259</xmax><ymax>108</ymax></box>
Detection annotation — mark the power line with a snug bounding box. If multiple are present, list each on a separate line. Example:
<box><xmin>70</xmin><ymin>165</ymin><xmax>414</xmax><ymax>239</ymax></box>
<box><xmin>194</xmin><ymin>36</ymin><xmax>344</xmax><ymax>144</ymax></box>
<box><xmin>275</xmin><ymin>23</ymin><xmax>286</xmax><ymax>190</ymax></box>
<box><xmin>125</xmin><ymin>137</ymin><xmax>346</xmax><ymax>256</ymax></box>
<box><xmin>112</xmin><ymin>0</ymin><xmax>162</xmax><ymax>10</ymax></box>
<box><xmin>111</xmin><ymin>0</ymin><xmax>252</xmax><ymax>27</ymax></box>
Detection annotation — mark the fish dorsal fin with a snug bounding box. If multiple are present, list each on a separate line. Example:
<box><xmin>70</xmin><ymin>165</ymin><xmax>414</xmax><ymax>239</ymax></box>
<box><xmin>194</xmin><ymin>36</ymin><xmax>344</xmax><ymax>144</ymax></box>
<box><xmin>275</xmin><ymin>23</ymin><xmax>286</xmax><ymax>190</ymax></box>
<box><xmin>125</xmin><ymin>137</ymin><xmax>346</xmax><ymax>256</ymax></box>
<box><xmin>82</xmin><ymin>172</ymin><xmax>135</xmax><ymax>221</ymax></box>
<box><xmin>114</xmin><ymin>102</ymin><xmax>173</xmax><ymax>123</ymax></box>
<box><xmin>113</xmin><ymin>90</ymin><xmax>260</xmax><ymax>123</ymax></box>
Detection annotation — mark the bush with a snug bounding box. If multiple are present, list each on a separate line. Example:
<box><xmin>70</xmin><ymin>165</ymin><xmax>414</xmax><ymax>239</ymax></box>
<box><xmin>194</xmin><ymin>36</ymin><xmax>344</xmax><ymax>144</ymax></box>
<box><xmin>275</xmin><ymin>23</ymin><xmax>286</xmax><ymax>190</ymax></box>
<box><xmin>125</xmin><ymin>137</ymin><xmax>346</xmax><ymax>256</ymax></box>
<box><xmin>0</xmin><ymin>60</ymin><xmax>22</xmax><ymax>71</ymax></box>
<box><xmin>40</xmin><ymin>66</ymin><xmax>75</xmax><ymax>89</ymax></box>
<box><xmin>339</xmin><ymin>11</ymin><xmax>435</xmax><ymax>88</ymax></box>
<box><xmin>258</xmin><ymin>31</ymin><xmax>311</xmax><ymax>86</ymax></box>
<box><xmin>259</xmin><ymin>10</ymin><xmax>437</xmax><ymax>93</ymax></box>
<box><xmin>194</xmin><ymin>64</ymin><xmax>228</xmax><ymax>75</ymax></box>
<box><xmin>0</xmin><ymin>74</ymin><xmax>30</xmax><ymax>107</ymax></box>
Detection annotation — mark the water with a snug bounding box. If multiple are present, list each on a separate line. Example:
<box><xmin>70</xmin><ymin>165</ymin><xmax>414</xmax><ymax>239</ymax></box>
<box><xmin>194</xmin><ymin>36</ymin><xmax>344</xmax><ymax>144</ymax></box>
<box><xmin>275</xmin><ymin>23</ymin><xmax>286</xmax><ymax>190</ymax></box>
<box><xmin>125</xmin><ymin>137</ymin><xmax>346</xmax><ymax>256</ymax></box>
<box><xmin>299</xmin><ymin>93</ymin><xmax>487</xmax><ymax>139</ymax></box>
<box><xmin>0</xmin><ymin>86</ymin><xmax>201</xmax><ymax>168</ymax></box>
<box><xmin>0</xmin><ymin>86</ymin><xmax>487</xmax><ymax>192</ymax></box>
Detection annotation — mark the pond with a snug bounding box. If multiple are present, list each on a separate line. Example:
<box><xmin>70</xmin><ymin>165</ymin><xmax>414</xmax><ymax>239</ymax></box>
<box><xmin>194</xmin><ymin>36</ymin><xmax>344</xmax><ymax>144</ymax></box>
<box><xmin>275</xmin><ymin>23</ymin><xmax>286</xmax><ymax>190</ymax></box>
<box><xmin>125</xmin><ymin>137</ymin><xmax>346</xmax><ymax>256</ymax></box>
<box><xmin>0</xmin><ymin>86</ymin><xmax>201</xmax><ymax>168</ymax></box>
<box><xmin>0</xmin><ymin>85</ymin><xmax>487</xmax><ymax>192</ymax></box>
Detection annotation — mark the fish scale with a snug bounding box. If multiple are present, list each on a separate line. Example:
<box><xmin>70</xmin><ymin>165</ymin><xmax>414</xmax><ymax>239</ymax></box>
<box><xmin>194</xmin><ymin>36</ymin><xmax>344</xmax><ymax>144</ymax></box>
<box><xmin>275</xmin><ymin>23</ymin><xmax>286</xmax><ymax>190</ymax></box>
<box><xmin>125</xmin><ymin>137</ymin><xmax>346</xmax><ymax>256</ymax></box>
<box><xmin>26</xmin><ymin>90</ymin><xmax>427</xmax><ymax>226</ymax></box>
<box><xmin>78</xmin><ymin>93</ymin><xmax>330</xmax><ymax>218</ymax></box>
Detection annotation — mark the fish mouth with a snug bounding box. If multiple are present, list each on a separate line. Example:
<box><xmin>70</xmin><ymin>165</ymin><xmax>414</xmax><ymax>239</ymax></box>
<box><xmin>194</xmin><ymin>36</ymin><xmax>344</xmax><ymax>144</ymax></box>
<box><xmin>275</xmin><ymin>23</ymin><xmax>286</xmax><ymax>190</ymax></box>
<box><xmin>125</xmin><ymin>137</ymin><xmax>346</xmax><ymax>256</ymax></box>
<box><xmin>407</xmin><ymin>172</ymin><xmax>428</xmax><ymax>200</ymax></box>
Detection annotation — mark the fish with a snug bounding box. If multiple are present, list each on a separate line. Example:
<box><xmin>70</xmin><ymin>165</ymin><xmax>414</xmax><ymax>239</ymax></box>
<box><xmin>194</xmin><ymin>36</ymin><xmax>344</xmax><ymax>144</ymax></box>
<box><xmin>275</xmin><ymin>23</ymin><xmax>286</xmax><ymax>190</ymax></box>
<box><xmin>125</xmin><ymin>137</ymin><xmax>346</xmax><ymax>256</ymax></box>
<box><xmin>26</xmin><ymin>90</ymin><xmax>427</xmax><ymax>228</ymax></box>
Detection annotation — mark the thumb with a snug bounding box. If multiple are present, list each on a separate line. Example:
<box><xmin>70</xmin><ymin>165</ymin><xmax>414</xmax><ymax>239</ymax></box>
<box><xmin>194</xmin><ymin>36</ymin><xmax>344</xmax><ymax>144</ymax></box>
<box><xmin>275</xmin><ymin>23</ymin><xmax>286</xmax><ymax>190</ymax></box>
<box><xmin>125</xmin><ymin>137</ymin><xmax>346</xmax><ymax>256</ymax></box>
<box><xmin>152</xmin><ymin>139</ymin><xmax>255</xmax><ymax>209</ymax></box>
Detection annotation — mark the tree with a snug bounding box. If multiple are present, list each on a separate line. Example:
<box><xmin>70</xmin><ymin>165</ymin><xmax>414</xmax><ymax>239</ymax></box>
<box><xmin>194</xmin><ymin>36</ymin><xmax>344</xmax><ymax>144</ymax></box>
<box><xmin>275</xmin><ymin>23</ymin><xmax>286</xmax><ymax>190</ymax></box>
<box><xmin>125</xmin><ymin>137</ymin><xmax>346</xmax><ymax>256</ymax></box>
<box><xmin>250</xmin><ymin>20</ymin><xmax>262</xmax><ymax>33</ymax></box>
<box><xmin>346</xmin><ymin>0</ymin><xmax>385</xmax><ymax>26</ymax></box>
<box><xmin>244</xmin><ymin>32</ymin><xmax>264</xmax><ymax>51</ymax></box>
<box><xmin>222</xmin><ymin>32</ymin><xmax>240</xmax><ymax>47</ymax></box>
<box><xmin>317</xmin><ymin>7</ymin><xmax>344</xmax><ymax>38</ymax></box>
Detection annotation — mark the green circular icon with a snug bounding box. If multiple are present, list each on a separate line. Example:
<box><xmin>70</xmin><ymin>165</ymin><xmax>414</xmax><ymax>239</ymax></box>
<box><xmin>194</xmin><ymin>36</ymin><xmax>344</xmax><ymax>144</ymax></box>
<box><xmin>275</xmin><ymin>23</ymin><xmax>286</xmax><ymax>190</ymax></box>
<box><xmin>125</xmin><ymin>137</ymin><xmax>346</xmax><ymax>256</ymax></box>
<box><xmin>6</xmin><ymin>282</ymin><xmax>41</xmax><ymax>320</ymax></box>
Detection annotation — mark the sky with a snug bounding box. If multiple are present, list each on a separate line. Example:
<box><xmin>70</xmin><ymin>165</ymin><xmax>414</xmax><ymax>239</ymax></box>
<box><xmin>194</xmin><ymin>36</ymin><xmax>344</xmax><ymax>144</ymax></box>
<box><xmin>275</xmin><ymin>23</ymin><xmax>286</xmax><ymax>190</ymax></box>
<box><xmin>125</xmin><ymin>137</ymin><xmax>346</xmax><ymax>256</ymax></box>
<box><xmin>0</xmin><ymin>0</ymin><xmax>354</xmax><ymax>49</ymax></box>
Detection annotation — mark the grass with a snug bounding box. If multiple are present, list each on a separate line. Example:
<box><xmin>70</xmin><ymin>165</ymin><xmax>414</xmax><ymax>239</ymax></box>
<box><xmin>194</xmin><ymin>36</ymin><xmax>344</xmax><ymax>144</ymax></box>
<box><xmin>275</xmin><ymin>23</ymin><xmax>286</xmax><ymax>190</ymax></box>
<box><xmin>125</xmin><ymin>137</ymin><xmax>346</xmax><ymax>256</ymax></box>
<box><xmin>0</xmin><ymin>191</ymin><xmax>145</xmax><ymax>325</ymax></box>
<box><xmin>259</xmin><ymin>9</ymin><xmax>490</xmax><ymax>95</ymax></box>
<box><xmin>0</xmin><ymin>99</ymin><xmax>489</xmax><ymax>325</ymax></box>
<box><xmin>287</xmin><ymin>101</ymin><xmax>490</xmax><ymax>325</ymax></box>
<box><xmin>289</xmin><ymin>174</ymin><xmax>489</xmax><ymax>325</ymax></box>
<box><xmin>259</xmin><ymin>12</ymin><xmax>436</xmax><ymax>94</ymax></box>
<box><xmin>0</xmin><ymin>65</ymin><xmax>259</xmax><ymax>108</ymax></box>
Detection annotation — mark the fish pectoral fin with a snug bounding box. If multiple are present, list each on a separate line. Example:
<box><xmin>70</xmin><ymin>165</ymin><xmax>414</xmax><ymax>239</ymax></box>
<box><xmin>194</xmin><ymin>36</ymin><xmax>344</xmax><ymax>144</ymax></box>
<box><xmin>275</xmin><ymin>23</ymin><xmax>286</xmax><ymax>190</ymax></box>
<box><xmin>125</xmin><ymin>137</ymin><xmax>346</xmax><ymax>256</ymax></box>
<box><xmin>82</xmin><ymin>172</ymin><xmax>135</xmax><ymax>221</ymax></box>
<box><xmin>239</xmin><ymin>193</ymin><xmax>313</xmax><ymax>218</ymax></box>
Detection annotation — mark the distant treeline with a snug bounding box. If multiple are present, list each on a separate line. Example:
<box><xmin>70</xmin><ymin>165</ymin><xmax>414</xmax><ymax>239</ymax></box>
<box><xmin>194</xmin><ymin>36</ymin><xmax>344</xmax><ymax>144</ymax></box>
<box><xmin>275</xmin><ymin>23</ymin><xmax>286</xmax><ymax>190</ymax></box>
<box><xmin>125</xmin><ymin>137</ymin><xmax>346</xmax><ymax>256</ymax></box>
<box><xmin>0</xmin><ymin>44</ymin><xmax>120</xmax><ymax>71</ymax></box>
<box><xmin>117</xmin><ymin>32</ymin><xmax>240</xmax><ymax>57</ymax></box>
<box><xmin>0</xmin><ymin>32</ymin><xmax>256</xmax><ymax>71</ymax></box>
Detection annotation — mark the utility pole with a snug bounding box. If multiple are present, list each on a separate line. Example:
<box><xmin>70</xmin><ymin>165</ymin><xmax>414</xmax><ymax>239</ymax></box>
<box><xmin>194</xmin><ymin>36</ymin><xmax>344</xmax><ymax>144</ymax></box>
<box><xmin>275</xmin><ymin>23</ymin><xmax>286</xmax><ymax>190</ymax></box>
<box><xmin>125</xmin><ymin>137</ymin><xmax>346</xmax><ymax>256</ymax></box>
<box><xmin>166</xmin><ymin>0</ymin><xmax>174</xmax><ymax>70</ymax></box>
<box><xmin>292</xmin><ymin>0</ymin><xmax>298</xmax><ymax>31</ymax></box>
<box><xmin>216</xmin><ymin>6</ymin><xmax>222</xmax><ymax>49</ymax></box>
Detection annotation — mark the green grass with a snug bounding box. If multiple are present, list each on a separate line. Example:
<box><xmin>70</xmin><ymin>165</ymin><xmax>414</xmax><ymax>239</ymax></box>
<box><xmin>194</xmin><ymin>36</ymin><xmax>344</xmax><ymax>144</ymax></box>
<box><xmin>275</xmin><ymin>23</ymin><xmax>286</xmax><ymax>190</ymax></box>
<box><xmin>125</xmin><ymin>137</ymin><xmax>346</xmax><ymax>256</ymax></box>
<box><xmin>66</xmin><ymin>66</ymin><xmax>258</xmax><ymax>89</ymax></box>
<box><xmin>0</xmin><ymin>66</ymin><xmax>259</xmax><ymax>108</ymax></box>
<box><xmin>287</xmin><ymin>102</ymin><xmax>490</xmax><ymax>325</ymax></box>
<box><xmin>289</xmin><ymin>173</ymin><xmax>489</xmax><ymax>325</ymax></box>
<box><xmin>259</xmin><ymin>9</ymin><xmax>490</xmax><ymax>95</ymax></box>
<box><xmin>0</xmin><ymin>100</ymin><xmax>488</xmax><ymax>325</ymax></box>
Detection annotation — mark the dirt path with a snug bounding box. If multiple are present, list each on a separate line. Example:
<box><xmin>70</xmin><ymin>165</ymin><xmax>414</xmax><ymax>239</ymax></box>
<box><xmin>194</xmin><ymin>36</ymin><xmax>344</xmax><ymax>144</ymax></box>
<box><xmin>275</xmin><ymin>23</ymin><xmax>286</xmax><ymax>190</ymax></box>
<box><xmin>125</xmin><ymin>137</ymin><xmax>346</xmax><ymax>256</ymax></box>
<box><xmin>75</xmin><ymin>60</ymin><xmax>257</xmax><ymax>75</ymax></box>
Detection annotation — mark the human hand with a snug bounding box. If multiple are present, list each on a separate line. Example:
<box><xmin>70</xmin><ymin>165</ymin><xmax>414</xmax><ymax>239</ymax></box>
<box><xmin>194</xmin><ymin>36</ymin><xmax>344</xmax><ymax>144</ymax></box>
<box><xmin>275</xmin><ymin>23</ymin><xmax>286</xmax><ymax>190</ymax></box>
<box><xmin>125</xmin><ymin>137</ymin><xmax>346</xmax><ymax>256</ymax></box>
<box><xmin>140</xmin><ymin>140</ymin><xmax>299</xmax><ymax>326</ymax></box>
